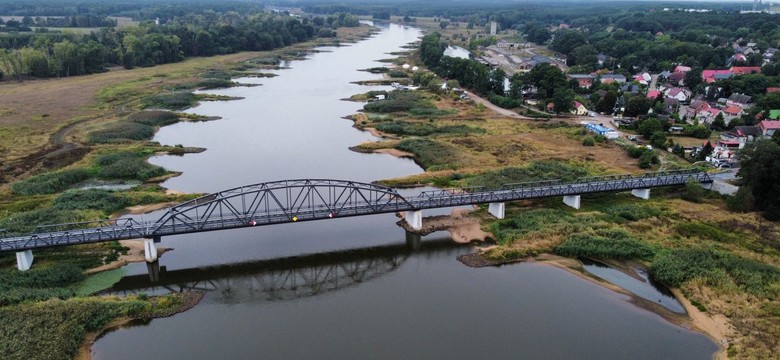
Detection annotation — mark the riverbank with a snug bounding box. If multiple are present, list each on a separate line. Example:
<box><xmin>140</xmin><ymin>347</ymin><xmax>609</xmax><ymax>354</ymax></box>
<box><xmin>76</xmin><ymin>290</ymin><xmax>205</xmax><ymax>360</ymax></box>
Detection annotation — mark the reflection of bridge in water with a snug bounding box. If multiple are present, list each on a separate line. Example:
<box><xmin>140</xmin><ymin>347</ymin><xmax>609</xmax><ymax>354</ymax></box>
<box><xmin>103</xmin><ymin>236</ymin><xmax>461</xmax><ymax>303</ymax></box>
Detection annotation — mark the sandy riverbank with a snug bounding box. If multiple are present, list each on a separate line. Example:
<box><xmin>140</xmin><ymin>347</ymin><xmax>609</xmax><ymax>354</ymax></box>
<box><xmin>459</xmin><ymin>250</ymin><xmax>730</xmax><ymax>358</ymax></box>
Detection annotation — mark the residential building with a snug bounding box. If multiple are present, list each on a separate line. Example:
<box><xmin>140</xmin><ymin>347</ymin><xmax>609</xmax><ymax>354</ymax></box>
<box><xmin>758</xmin><ymin>120</ymin><xmax>780</xmax><ymax>137</ymax></box>
<box><xmin>727</xmin><ymin>93</ymin><xmax>753</xmax><ymax>109</ymax></box>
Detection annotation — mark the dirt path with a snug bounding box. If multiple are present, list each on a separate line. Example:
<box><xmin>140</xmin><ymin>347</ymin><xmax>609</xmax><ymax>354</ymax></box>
<box><xmin>463</xmin><ymin>90</ymin><xmax>533</xmax><ymax>120</ymax></box>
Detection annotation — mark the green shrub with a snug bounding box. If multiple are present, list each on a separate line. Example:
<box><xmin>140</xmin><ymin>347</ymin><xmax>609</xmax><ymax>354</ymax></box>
<box><xmin>604</xmin><ymin>204</ymin><xmax>661</xmax><ymax>221</ymax></box>
<box><xmin>553</xmin><ymin>229</ymin><xmax>655</xmax><ymax>260</ymax></box>
<box><xmin>0</xmin><ymin>207</ymin><xmax>92</xmax><ymax>234</ymax></box>
<box><xmin>0</xmin><ymin>298</ymin><xmax>147</xmax><ymax>360</ymax></box>
<box><xmin>363</xmin><ymin>91</ymin><xmax>434</xmax><ymax>113</ymax></box>
<box><xmin>87</xmin><ymin>122</ymin><xmax>155</xmax><ymax>143</ymax></box>
<box><xmin>143</xmin><ymin>92</ymin><xmax>197</xmax><ymax>110</ymax></box>
<box><xmin>197</xmin><ymin>78</ymin><xmax>235</xmax><ymax>89</ymax></box>
<box><xmin>395</xmin><ymin>138</ymin><xmax>458</xmax><ymax>169</ymax></box>
<box><xmin>582</xmin><ymin>137</ymin><xmax>596</xmax><ymax>146</ymax></box>
<box><xmin>675</xmin><ymin>221</ymin><xmax>739</xmax><ymax>243</ymax></box>
<box><xmin>53</xmin><ymin>189</ymin><xmax>131</xmax><ymax>214</ymax></box>
<box><xmin>466</xmin><ymin>160</ymin><xmax>588</xmax><ymax>189</ymax></box>
<box><xmin>11</xmin><ymin>169</ymin><xmax>91</xmax><ymax>195</ymax></box>
<box><xmin>490</xmin><ymin>209</ymin><xmax>572</xmax><ymax>244</ymax></box>
<box><xmin>126</xmin><ymin>111</ymin><xmax>180</xmax><ymax>127</ymax></box>
<box><xmin>387</xmin><ymin>69</ymin><xmax>408</xmax><ymax>78</ymax></box>
<box><xmin>488</xmin><ymin>94</ymin><xmax>521</xmax><ymax>109</ymax></box>
<box><xmin>96</xmin><ymin>152</ymin><xmax>166</xmax><ymax>181</ymax></box>
<box><xmin>651</xmin><ymin>249</ymin><xmax>780</xmax><ymax>296</ymax></box>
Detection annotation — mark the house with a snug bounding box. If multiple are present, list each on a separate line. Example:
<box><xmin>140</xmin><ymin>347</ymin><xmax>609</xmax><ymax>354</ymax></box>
<box><xmin>572</xmin><ymin>101</ymin><xmax>588</xmax><ymax>115</ymax></box>
<box><xmin>668</xmin><ymin>72</ymin><xmax>686</xmax><ymax>86</ymax></box>
<box><xmin>663</xmin><ymin>98</ymin><xmax>680</xmax><ymax>113</ymax></box>
<box><xmin>600</xmin><ymin>74</ymin><xmax>627</xmax><ymax>84</ymax></box>
<box><xmin>665</xmin><ymin>87</ymin><xmax>689</xmax><ymax>102</ymax></box>
<box><xmin>647</xmin><ymin>90</ymin><xmax>661</xmax><ymax>99</ymax></box>
<box><xmin>702</xmin><ymin>69</ymin><xmax>732</xmax><ymax>84</ymax></box>
<box><xmin>721</xmin><ymin>126</ymin><xmax>762</xmax><ymax>148</ymax></box>
<box><xmin>757</xmin><ymin>120</ymin><xmax>780</xmax><ymax>137</ymax></box>
<box><xmin>767</xmin><ymin>88</ymin><xmax>780</xmax><ymax>94</ymax></box>
<box><xmin>727</xmin><ymin>93</ymin><xmax>753</xmax><ymax>109</ymax></box>
<box><xmin>731</xmin><ymin>66</ymin><xmax>761</xmax><ymax>76</ymax></box>
<box><xmin>765</xmin><ymin>48</ymin><xmax>777</xmax><ymax>61</ymax></box>
<box><xmin>633</xmin><ymin>72</ymin><xmax>651</xmax><ymax>85</ymax></box>
<box><xmin>674</xmin><ymin>65</ymin><xmax>691</xmax><ymax>73</ymax></box>
<box><xmin>659</xmin><ymin>70</ymin><xmax>672</xmax><ymax>79</ymax></box>
<box><xmin>685</xmin><ymin>99</ymin><xmax>713</xmax><ymax>119</ymax></box>
<box><xmin>727</xmin><ymin>53</ymin><xmax>748</xmax><ymax>66</ymax></box>
<box><xmin>567</xmin><ymin>74</ymin><xmax>595</xmax><ymax>88</ymax></box>
<box><xmin>596</xmin><ymin>89</ymin><xmax>608</xmax><ymax>98</ymax></box>
<box><xmin>724</xmin><ymin>105</ymin><xmax>743</xmax><ymax>116</ymax></box>
<box><xmin>698</xmin><ymin>107</ymin><xmax>722</xmax><ymax>124</ymax></box>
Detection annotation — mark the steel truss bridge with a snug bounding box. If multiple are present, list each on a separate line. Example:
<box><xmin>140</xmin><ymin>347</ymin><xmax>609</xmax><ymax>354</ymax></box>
<box><xmin>0</xmin><ymin>170</ymin><xmax>712</xmax><ymax>254</ymax></box>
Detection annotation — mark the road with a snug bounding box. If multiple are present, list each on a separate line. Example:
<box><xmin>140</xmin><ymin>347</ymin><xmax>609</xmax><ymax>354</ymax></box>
<box><xmin>462</xmin><ymin>91</ymin><xmax>532</xmax><ymax>119</ymax></box>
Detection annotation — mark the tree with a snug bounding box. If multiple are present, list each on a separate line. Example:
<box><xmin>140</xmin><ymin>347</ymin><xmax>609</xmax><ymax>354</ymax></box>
<box><xmin>595</xmin><ymin>90</ymin><xmax>618</xmax><ymax>114</ymax></box>
<box><xmin>684</xmin><ymin>67</ymin><xmax>703</xmax><ymax>91</ymax></box>
<box><xmin>711</xmin><ymin>112</ymin><xmax>726</xmax><ymax>131</ymax></box>
<box><xmin>737</xmin><ymin>139</ymin><xmax>780</xmax><ymax>220</ymax></box>
<box><xmin>624</xmin><ymin>96</ymin><xmax>651</xmax><ymax>118</ymax></box>
<box><xmin>523</xmin><ymin>22</ymin><xmax>550</xmax><ymax>44</ymax></box>
<box><xmin>552</xmin><ymin>87</ymin><xmax>576</xmax><ymax>114</ymax></box>
<box><xmin>650</xmin><ymin>131</ymin><xmax>667</xmax><ymax>149</ymax></box>
<box><xmin>638</xmin><ymin>118</ymin><xmax>664</xmax><ymax>138</ymax></box>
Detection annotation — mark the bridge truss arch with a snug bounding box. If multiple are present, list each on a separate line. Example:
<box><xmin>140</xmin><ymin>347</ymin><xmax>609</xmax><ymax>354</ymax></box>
<box><xmin>151</xmin><ymin>179</ymin><xmax>416</xmax><ymax>236</ymax></box>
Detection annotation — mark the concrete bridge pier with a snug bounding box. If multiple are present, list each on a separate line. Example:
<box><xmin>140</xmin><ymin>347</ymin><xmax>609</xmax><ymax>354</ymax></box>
<box><xmin>563</xmin><ymin>195</ymin><xmax>581</xmax><ymax>209</ymax></box>
<box><xmin>488</xmin><ymin>202</ymin><xmax>505</xmax><ymax>219</ymax></box>
<box><xmin>405</xmin><ymin>210</ymin><xmax>422</xmax><ymax>231</ymax></box>
<box><xmin>146</xmin><ymin>261</ymin><xmax>161</xmax><ymax>282</ymax></box>
<box><xmin>144</xmin><ymin>236</ymin><xmax>161</xmax><ymax>263</ymax></box>
<box><xmin>16</xmin><ymin>250</ymin><xmax>34</xmax><ymax>271</ymax></box>
<box><xmin>405</xmin><ymin>231</ymin><xmax>422</xmax><ymax>251</ymax></box>
<box><xmin>631</xmin><ymin>188</ymin><xmax>651</xmax><ymax>200</ymax></box>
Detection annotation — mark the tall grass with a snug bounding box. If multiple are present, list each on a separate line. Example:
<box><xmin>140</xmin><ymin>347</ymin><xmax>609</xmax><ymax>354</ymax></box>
<box><xmin>466</xmin><ymin>160</ymin><xmax>588</xmax><ymax>189</ymax></box>
<box><xmin>11</xmin><ymin>169</ymin><xmax>91</xmax><ymax>195</ymax></box>
<box><xmin>553</xmin><ymin>229</ymin><xmax>656</xmax><ymax>260</ymax></box>
<box><xmin>395</xmin><ymin>138</ymin><xmax>458</xmax><ymax>169</ymax></box>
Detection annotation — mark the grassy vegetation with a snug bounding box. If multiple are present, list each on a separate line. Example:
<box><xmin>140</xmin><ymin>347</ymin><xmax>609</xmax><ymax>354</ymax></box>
<box><xmin>466</xmin><ymin>160</ymin><xmax>589</xmax><ymax>189</ymax></box>
<box><xmin>0</xmin><ymin>297</ymin><xmax>147</xmax><ymax>360</ymax></box>
<box><xmin>11</xmin><ymin>169</ymin><xmax>91</xmax><ymax>196</ymax></box>
<box><xmin>553</xmin><ymin>229</ymin><xmax>656</xmax><ymax>260</ymax></box>
<box><xmin>95</xmin><ymin>152</ymin><xmax>166</xmax><ymax>181</ymax></box>
<box><xmin>363</xmin><ymin>90</ymin><xmax>436</xmax><ymax>113</ymax></box>
<box><xmin>375</xmin><ymin>121</ymin><xmax>485</xmax><ymax>136</ymax></box>
<box><xmin>395</xmin><ymin>138</ymin><xmax>459</xmax><ymax>170</ymax></box>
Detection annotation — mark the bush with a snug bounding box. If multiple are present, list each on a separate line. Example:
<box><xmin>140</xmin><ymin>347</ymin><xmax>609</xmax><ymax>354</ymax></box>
<box><xmin>143</xmin><ymin>92</ymin><xmax>197</xmax><ymax>109</ymax></box>
<box><xmin>582</xmin><ymin>137</ymin><xmax>595</xmax><ymax>146</ymax></box>
<box><xmin>387</xmin><ymin>69</ymin><xmax>408</xmax><ymax>78</ymax></box>
<box><xmin>604</xmin><ymin>204</ymin><xmax>661</xmax><ymax>221</ymax></box>
<box><xmin>53</xmin><ymin>189</ymin><xmax>131</xmax><ymax>214</ymax></box>
<box><xmin>650</xmin><ymin>249</ymin><xmax>780</xmax><ymax>297</ymax></box>
<box><xmin>11</xmin><ymin>169</ymin><xmax>91</xmax><ymax>195</ymax></box>
<box><xmin>376</xmin><ymin>121</ymin><xmax>484</xmax><ymax>136</ymax></box>
<box><xmin>395</xmin><ymin>138</ymin><xmax>458</xmax><ymax>169</ymax></box>
<box><xmin>553</xmin><ymin>229</ymin><xmax>655</xmax><ymax>260</ymax></box>
<box><xmin>126</xmin><ymin>111</ymin><xmax>179</xmax><ymax>127</ymax></box>
<box><xmin>0</xmin><ymin>207</ymin><xmax>92</xmax><ymax>234</ymax></box>
<box><xmin>96</xmin><ymin>152</ymin><xmax>166</xmax><ymax>181</ymax></box>
<box><xmin>197</xmin><ymin>78</ymin><xmax>234</xmax><ymax>89</ymax></box>
<box><xmin>488</xmin><ymin>94</ymin><xmax>521</xmax><ymax>109</ymax></box>
<box><xmin>363</xmin><ymin>91</ymin><xmax>434</xmax><ymax>113</ymax></box>
<box><xmin>466</xmin><ymin>160</ymin><xmax>588</xmax><ymax>189</ymax></box>
<box><xmin>87</xmin><ymin>122</ymin><xmax>155</xmax><ymax>143</ymax></box>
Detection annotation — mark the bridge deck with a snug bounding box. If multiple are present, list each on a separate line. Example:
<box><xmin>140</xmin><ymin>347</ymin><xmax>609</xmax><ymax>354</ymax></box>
<box><xmin>0</xmin><ymin>171</ymin><xmax>712</xmax><ymax>253</ymax></box>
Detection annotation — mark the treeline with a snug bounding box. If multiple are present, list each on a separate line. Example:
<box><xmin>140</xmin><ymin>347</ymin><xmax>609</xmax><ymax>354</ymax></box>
<box><xmin>0</xmin><ymin>11</ymin><xmax>359</xmax><ymax>80</ymax></box>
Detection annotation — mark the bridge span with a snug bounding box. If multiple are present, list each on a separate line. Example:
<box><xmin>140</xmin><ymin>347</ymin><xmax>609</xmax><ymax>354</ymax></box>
<box><xmin>1</xmin><ymin>170</ymin><xmax>712</xmax><ymax>270</ymax></box>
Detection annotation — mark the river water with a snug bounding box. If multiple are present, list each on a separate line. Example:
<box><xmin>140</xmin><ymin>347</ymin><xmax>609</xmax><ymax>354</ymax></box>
<box><xmin>92</xmin><ymin>24</ymin><xmax>717</xmax><ymax>359</ymax></box>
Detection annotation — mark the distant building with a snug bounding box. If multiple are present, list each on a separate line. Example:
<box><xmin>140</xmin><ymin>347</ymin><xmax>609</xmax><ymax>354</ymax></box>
<box><xmin>490</xmin><ymin>21</ymin><xmax>497</xmax><ymax>35</ymax></box>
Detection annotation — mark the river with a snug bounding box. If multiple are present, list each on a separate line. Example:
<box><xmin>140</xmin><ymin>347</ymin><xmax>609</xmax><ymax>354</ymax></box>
<box><xmin>92</xmin><ymin>24</ymin><xmax>717</xmax><ymax>359</ymax></box>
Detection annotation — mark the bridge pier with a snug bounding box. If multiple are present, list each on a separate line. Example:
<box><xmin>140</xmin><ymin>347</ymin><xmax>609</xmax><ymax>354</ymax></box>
<box><xmin>16</xmin><ymin>250</ymin><xmax>34</xmax><ymax>271</ymax></box>
<box><xmin>488</xmin><ymin>202</ymin><xmax>505</xmax><ymax>219</ymax></box>
<box><xmin>631</xmin><ymin>188</ymin><xmax>651</xmax><ymax>200</ymax></box>
<box><xmin>404</xmin><ymin>210</ymin><xmax>422</xmax><ymax>231</ymax></box>
<box><xmin>405</xmin><ymin>231</ymin><xmax>421</xmax><ymax>251</ymax></box>
<box><xmin>147</xmin><ymin>261</ymin><xmax>161</xmax><ymax>282</ymax></box>
<box><xmin>144</xmin><ymin>237</ymin><xmax>159</xmax><ymax>263</ymax></box>
<box><xmin>563</xmin><ymin>195</ymin><xmax>581</xmax><ymax>209</ymax></box>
